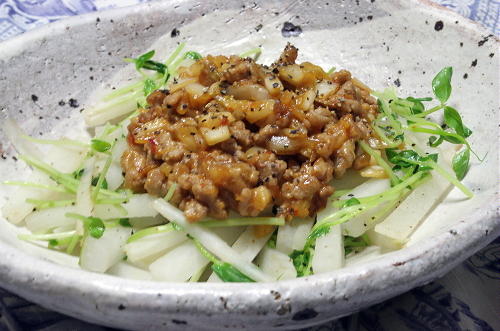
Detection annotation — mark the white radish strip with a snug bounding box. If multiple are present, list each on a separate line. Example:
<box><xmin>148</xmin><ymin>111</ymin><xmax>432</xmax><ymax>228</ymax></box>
<box><xmin>105</xmin><ymin>163</ymin><xmax>124</xmax><ymax>191</ymax></box>
<box><xmin>3</xmin><ymin>118</ymin><xmax>44</xmax><ymax>160</ymax></box>
<box><xmin>93</xmin><ymin>194</ymin><xmax>158</xmax><ymax>219</ymax></box>
<box><xmin>373</xmin><ymin>171</ymin><xmax>451</xmax><ymax>249</ymax></box>
<box><xmin>365</xmin><ymin>228</ymin><xmax>400</xmax><ymax>251</ymax></box>
<box><xmin>341</xmin><ymin>178</ymin><xmax>391</xmax><ymax>237</ymax></box>
<box><xmin>124</xmin><ymin>230</ymin><xmax>187</xmax><ymax>264</ymax></box>
<box><xmin>345</xmin><ymin>246</ymin><xmax>382</xmax><ymax>266</ymax></box>
<box><xmin>207</xmin><ymin>226</ymin><xmax>272</xmax><ymax>282</ymax></box>
<box><xmin>152</xmin><ymin>199</ymin><xmax>274</xmax><ymax>282</ymax></box>
<box><xmin>80</xmin><ymin>226</ymin><xmax>132</xmax><ymax>273</ymax></box>
<box><xmin>212</xmin><ymin>226</ymin><xmax>246</xmax><ymax>246</ymax></box>
<box><xmin>108</xmin><ymin>262</ymin><xmax>153</xmax><ymax>281</ymax></box>
<box><xmin>84</xmin><ymin>95</ymin><xmax>139</xmax><ymax>127</ymax></box>
<box><xmin>1</xmin><ymin>173</ymin><xmax>65</xmax><ymax>225</ymax></box>
<box><xmin>149</xmin><ymin>241</ymin><xmax>209</xmax><ymax>282</ymax></box>
<box><xmin>276</xmin><ymin>218</ymin><xmax>313</xmax><ymax>255</ymax></box>
<box><xmin>129</xmin><ymin>215</ymin><xmax>166</xmax><ymax>229</ymax></box>
<box><xmin>256</xmin><ymin>247</ymin><xmax>296</xmax><ymax>280</ymax></box>
<box><xmin>75</xmin><ymin>157</ymin><xmax>94</xmax><ymax>217</ymax></box>
<box><xmin>44</xmin><ymin>145</ymin><xmax>87</xmax><ymax>174</ymax></box>
<box><xmin>25</xmin><ymin>206</ymin><xmax>78</xmax><ymax>233</ymax></box>
<box><xmin>312</xmin><ymin>224</ymin><xmax>344</xmax><ymax>274</ymax></box>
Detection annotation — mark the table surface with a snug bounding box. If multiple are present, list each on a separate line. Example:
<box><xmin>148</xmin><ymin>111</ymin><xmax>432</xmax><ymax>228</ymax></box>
<box><xmin>0</xmin><ymin>1</ymin><xmax>498</xmax><ymax>330</ymax></box>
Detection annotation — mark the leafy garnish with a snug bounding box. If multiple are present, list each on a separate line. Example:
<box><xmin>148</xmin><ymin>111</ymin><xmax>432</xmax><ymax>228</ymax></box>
<box><xmin>342</xmin><ymin>197</ymin><xmax>361</xmax><ymax>208</ymax></box>
<box><xmin>91</xmin><ymin>176</ymin><xmax>108</xmax><ymax>189</ymax></box>
<box><xmin>266</xmin><ymin>230</ymin><xmax>278</xmax><ymax>248</ymax></box>
<box><xmin>452</xmin><ymin>148</ymin><xmax>470</xmax><ymax>180</ymax></box>
<box><xmin>191</xmin><ymin>237</ymin><xmax>255</xmax><ymax>282</ymax></box>
<box><xmin>143</xmin><ymin>78</ymin><xmax>158</xmax><ymax>96</ymax></box>
<box><xmin>344</xmin><ymin>236</ymin><xmax>369</xmax><ymax>255</ymax></box>
<box><xmin>90</xmin><ymin>139</ymin><xmax>111</xmax><ymax>152</ymax></box>
<box><xmin>386</xmin><ymin>149</ymin><xmax>438</xmax><ymax>172</ymax></box>
<box><xmin>211</xmin><ymin>262</ymin><xmax>255</xmax><ymax>282</ymax></box>
<box><xmin>118</xmin><ymin>218</ymin><xmax>132</xmax><ymax>227</ymax></box>
<box><xmin>66</xmin><ymin>213</ymin><xmax>106</xmax><ymax>239</ymax></box>
<box><xmin>290</xmin><ymin>247</ymin><xmax>314</xmax><ymax>277</ymax></box>
<box><xmin>432</xmin><ymin>67</ymin><xmax>452</xmax><ymax>103</ymax></box>
<box><xmin>184</xmin><ymin>51</ymin><xmax>202</xmax><ymax>60</ymax></box>
<box><xmin>443</xmin><ymin>106</ymin><xmax>472</xmax><ymax>138</ymax></box>
<box><xmin>125</xmin><ymin>50</ymin><xmax>167</xmax><ymax>74</ymax></box>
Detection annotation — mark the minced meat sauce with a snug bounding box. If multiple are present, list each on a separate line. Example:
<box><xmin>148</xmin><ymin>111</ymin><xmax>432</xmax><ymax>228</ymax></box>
<box><xmin>121</xmin><ymin>43</ymin><xmax>378</xmax><ymax>224</ymax></box>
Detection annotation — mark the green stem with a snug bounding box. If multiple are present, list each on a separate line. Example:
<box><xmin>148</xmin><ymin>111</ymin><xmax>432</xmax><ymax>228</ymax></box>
<box><xmin>200</xmin><ymin>217</ymin><xmax>284</xmax><ymax>228</ymax></box>
<box><xmin>372</xmin><ymin>125</ymin><xmax>403</xmax><ymax>148</ymax></box>
<box><xmin>91</xmin><ymin>147</ymin><xmax>114</xmax><ymax>202</ymax></box>
<box><xmin>165</xmin><ymin>42</ymin><xmax>186</xmax><ymax>66</ymax></box>
<box><xmin>25</xmin><ymin>198</ymin><xmax>75</xmax><ymax>210</ymax></box>
<box><xmin>359</xmin><ymin>141</ymin><xmax>400</xmax><ymax>185</ymax></box>
<box><xmin>126</xmin><ymin>224</ymin><xmax>174</xmax><ymax>243</ymax></box>
<box><xmin>239</xmin><ymin>48</ymin><xmax>262</xmax><ymax>59</ymax></box>
<box><xmin>66</xmin><ymin>234</ymin><xmax>81</xmax><ymax>254</ymax></box>
<box><xmin>428</xmin><ymin>160</ymin><xmax>474</xmax><ymax>198</ymax></box>
<box><xmin>3</xmin><ymin>181</ymin><xmax>68</xmax><ymax>193</ymax></box>
<box><xmin>18</xmin><ymin>230</ymin><xmax>76</xmax><ymax>241</ymax></box>
<box><xmin>411</xmin><ymin>104</ymin><xmax>444</xmax><ymax>118</ymax></box>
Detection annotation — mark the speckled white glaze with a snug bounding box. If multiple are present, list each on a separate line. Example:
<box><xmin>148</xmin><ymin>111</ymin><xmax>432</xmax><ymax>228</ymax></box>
<box><xmin>0</xmin><ymin>0</ymin><xmax>498</xmax><ymax>329</ymax></box>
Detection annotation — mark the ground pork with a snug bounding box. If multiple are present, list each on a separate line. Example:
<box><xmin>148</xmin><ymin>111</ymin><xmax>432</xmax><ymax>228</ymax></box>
<box><xmin>121</xmin><ymin>44</ymin><xmax>379</xmax><ymax>221</ymax></box>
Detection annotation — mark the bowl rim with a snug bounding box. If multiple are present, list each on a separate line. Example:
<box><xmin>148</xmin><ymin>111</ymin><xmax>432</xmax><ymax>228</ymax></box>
<box><xmin>0</xmin><ymin>0</ymin><xmax>498</xmax><ymax>323</ymax></box>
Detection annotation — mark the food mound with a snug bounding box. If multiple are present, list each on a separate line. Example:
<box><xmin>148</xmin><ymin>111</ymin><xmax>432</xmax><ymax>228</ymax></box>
<box><xmin>122</xmin><ymin>44</ymin><xmax>378</xmax><ymax>222</ymax></box>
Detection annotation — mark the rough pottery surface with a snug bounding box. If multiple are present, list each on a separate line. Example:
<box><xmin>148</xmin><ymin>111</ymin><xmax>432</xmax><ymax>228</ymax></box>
<box><xmin>0</xmin><ymin>0</ymin><xmax>498</xmax><ymax>329</ymax></box>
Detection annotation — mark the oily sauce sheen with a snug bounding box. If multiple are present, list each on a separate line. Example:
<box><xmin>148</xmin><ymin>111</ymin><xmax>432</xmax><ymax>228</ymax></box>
<box><xmin>121</xmin><ymin>44</ymin><xmax>379</xmax><ymax>227</ymax></box>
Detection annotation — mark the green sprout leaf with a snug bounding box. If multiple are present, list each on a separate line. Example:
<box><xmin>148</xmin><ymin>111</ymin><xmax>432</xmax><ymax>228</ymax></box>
<box><xmin>184</xmin><ymin>51</ymin><xmax>203</xmax><ymax>60</ymax></box>
<box><xmin>452</xmin><ymin>148</ymin><xmax>470</xmax><ymax>180</ymax></box>
<box><xmin>386</xmin><ymin>149</ymin><xmax>438</xmax><ymax>172</ymax></box>
<box><xmin>266</xmin><ymin>230</ymin><xmax>277</xmax><ymax>248</ymax></box>
<box><xmin>444</xmin><ymin>106</ymin><xmax>472</xmax><ymax>138</ymax></box>
<box><xmin>91</xmin><ymin>176</ymin><xmax>108</xmax><ymax>189</ymax></box>
<box><xmin>131</xmin><ymin>50</ymin><xmax>155</xmax><ymax>71</ymax></box>
<box><xmin>118</xmin><ymin>218</ymin><xmax>132</xmax><ymax>227</ymax></box>
<box><xmin>143</xmin><ymin>78</ymin><xmax>158</xmax><ymax>96</ymax></box>
<box><xmin>344</xmin><ymin>235</ymin><xmax>369</xmax><ymax>255</ymax></box>
<box><xmin>432</xmin><ymin>67</ymin><xmax>453</xmax><ymax>104</ymax></box>
<box><xmin>428</xmin><ymin>135</ymin><xmax>444</xmax><ymax>147</ymax></box>
<box><xmin>72</xmin><ymin>168</ymin><xmax>84</xmax><ymax>180</ymax></box>
<box><xmin>342</xmin><ymin>197</ymin><xmax>361</xmax><ymax>208</ymax></box>
<box><xmin>91</xmin><ymin>139</ymin><xmax>111</xmax><ymax>152</ymax></box>
<box><xmin>125</xmin><ymin>50</ymin><xmax>167</xmax><ymax>75</ymax></box>
<box><xmin>406</xmin><ymin>97</ymin><xmax>425</xmax><ymax>114</ymax></box>
<box><xmin>290</xmin><ymin>248</ymin><xmax>313</xmax><ymax>277</ymax></box>
<box><xmin>211</xmin><ymin>262</ymin><xmax>255</xmax><ymax>282</ymax></box>
<box><xmin>87</xmin><ymin>217</ymin><xmax>106</xmax><ymax>239</ymax></box>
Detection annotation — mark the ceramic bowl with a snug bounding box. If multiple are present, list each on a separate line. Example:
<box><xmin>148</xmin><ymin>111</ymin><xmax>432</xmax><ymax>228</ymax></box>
<box><xmin>0</xmin><ymin>0</ymin><xmax>498</xmax><ymax>329</ymax></box>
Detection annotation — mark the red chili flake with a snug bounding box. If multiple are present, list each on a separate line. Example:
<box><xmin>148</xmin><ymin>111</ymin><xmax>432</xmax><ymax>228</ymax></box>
<box><xmin>127</xmin><ymin>133</ymin><xmax>136</xmax><ymax>145</ymax></box>
<box><xmin>148</xmin><ymin>138</ymin><xmax>158</xmax><ymax>155</ymax></box>
<box><xmin>221</xmin><ymin>117</ymin><xmax>229</xmax><ymax>126</ymax></box>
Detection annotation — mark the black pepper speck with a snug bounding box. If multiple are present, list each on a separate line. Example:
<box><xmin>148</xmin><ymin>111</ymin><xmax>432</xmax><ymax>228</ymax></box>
<box><xmin>171</xmin><ymin>28</ymin><xmax>180</xmax><ymax>38</ymax></box>
<box><xmin>31</xmin><ymin>94</ymin><xmax>38</xmax><ymax>102</ymax></box>
<box><xmin>281</xmin><ymin>22</ymin><xmax>302</xmax><ymax>37</ymax></box>
<box><xmin>69</xmin><ymin>98</ymin><xmax>79</xmax><ymax>108</ymax></box>
<box><xmin>471</xmin><ymin>59</ymin><xmax>477</xmax><ymax>67</ymax></box>
<box><xmin>434</xmin><ymin>21</ymin><xmax>444</xmax><ymax>31</ymax></box>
